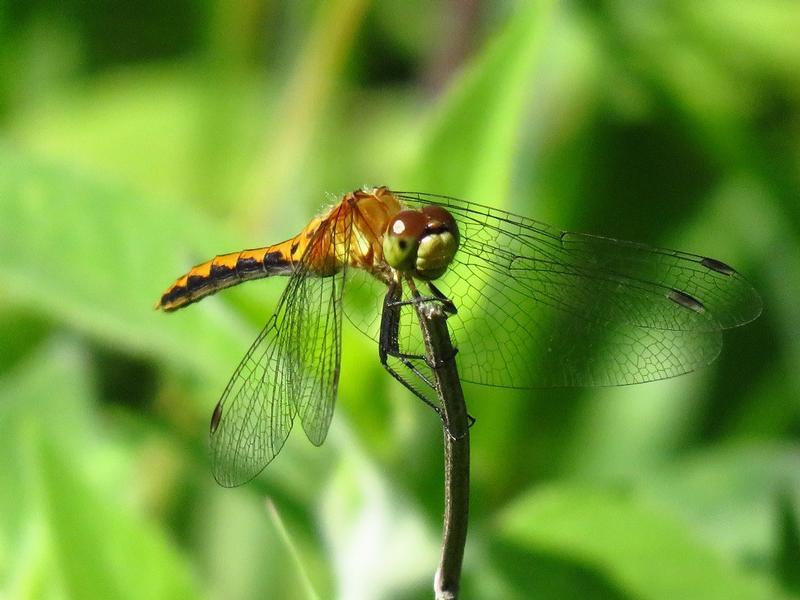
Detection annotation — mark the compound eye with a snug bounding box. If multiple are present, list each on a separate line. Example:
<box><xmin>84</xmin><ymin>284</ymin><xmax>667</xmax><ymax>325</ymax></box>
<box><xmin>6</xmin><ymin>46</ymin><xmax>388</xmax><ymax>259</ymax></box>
<box><xmin>414</xmin><ymin>206</ymin><xmax>459</xmax><ymax>280</ymax></box>
<box><xmin>383</xmin><ymin>210</ymin><xmax>426</xmax><ymax>272</ymax></box>
<box><xmin>421</xmin><ymin>205</ymin><xmax>459</xmax><ymax>244</ymax></box>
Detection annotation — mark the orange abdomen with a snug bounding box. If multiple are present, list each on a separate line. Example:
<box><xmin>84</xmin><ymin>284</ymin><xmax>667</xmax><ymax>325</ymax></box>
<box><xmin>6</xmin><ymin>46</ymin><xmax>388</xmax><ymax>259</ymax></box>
<box><xmin>156</xmin><ymin>239</ymin><xmax>298</xmax><ymax>312</ymax></box>
<box><xmin>156</xmin><ymin>186</ymin><xmax>402</xmax><ymax>312</ymax></box>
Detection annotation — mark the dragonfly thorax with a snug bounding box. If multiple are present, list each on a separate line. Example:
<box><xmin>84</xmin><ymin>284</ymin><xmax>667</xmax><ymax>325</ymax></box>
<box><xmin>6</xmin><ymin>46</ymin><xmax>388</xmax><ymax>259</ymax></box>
<box><xmin>383</xmin><ymin>205</ymin><xmax>460</xmax><ymax>280</ymax></box>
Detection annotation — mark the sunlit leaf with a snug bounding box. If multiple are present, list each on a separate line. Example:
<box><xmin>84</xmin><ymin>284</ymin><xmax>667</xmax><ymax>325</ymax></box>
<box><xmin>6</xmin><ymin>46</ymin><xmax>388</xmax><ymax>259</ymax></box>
<box><xmin>639</xmin><ymin>443</ymin><xmax>800</xmax><ymax>564</ymax></box>
<box><xmin>0</xmin><ymin>341</ymin><xmax>200</xmax><ymax>599</ymax></box>
<box><xmin>775</xmin><ymin>490</ymin><xmax>800</xmax><ymax>595</ymax></box>
<box><xmin>319</xmin><ymin>431</ymin><xmax>439</xmax><ymax>599</ymax></box>
<box><xmin>497</xmin><ymin>484</ymin><xmax>786</xmax><ymax>600</ymax></box>
<box><xmin>0</xmin><ymin>143</ymin><xmax>252</xmax><ymax>377</ymax></box>
<box><xmin>407</xmin><ymin>0</ymin><xmax>559</xmax><ymax>203</ymax></box>
<box><xmin>34</xmin><ymin>431</ymin><xmax>201</xmax><ymax>599</ymax></box>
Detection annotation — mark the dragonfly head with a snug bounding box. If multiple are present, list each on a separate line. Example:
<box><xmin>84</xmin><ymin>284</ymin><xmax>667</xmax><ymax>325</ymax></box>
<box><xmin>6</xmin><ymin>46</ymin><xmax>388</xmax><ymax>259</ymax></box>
<box><xmin>383</xmin><ymin>205</ymin><xmax>459</xmax><ymax>280</ymax></box>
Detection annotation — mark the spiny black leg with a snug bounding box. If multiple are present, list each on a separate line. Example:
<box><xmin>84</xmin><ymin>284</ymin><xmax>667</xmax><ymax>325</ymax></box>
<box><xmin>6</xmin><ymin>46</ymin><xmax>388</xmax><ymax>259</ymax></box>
<box><xmin>379</xmin><ymin>276</ymin><xmax>472</xmax><ymax>432</ymax></box>
<box><xmin>382</xmin><ymin>359</ymin><xmax>442</xmax><ymax>416</ymax></box>
<box><xmin>413</xmin><ymin>277</ymin><xmax>475</xmax><ymax>435</ymax></box>
<box><xmin>385</xmin><ymin>280</ymin><xmax>455</xmax><ymax>314</ymax></box>
<box><xmin>443</xmin><ymin>414</ymin><xmax>476</xmax><ymax>441</ymax></box>
<box><xmin>379</xmin><ymin>279</ymin><xmax>402</xmax><ymax>365</ymax></box>
<box><xmin>379</xmin><ymin>279</ymin><xmax>442</xmax><ymax>417</ymax></box>
<box><xmin>427</xmin><ymin>281</ymin><xmax>457</xmax><ymax>315</ymax></box>
<box><xmin>397</xmin><ymin>355</ymin><xmax>437</xmax><ymax>390</ymax></box>
<box><xmin>402</xmin><ymin>279</ymin><xmax>459</xmax><ymax>366</ymax></box>
<box><xmin>405</xmin><ymin>275</ymin><xmax>475</xmax><ymax>439</ymax></box>
<box><xmin>386</xmin><ymin>296</ymin><xmax>441</xmax><ymax>309</ymax></box>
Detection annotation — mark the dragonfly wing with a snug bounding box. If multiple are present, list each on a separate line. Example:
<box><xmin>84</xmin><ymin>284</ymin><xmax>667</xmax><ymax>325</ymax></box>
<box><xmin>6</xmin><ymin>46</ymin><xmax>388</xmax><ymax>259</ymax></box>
<box><xmin>283</xmin><ymin>204</ymin><xmax>352</xmax><ymax>446</ymax></box>
<box><xmin>209</xmin><ymin>207</ymin><xmax>350</xmax><ymax>486</ymax></box>
<box><xmin>394</xmin><ymin>192</ymin><xmax>762</xmax><ymax>388</ymax></box>
<box><xmin>209</xmin><ymin>313</ymin><xmax>296</xmax><ymax>487</ymax></box>
<box><xmin>432</xmin><ymin>265</ymin><xmax>724</xmax><ymax>387</ymax></box>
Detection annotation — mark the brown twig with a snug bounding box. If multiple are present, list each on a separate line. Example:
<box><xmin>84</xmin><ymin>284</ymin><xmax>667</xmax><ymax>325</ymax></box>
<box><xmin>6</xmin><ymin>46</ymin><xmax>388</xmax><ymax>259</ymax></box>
<box><xmin>414</xmin><ymin>300</ymin><xmax>470</xmax><ymax>599</ymax></box>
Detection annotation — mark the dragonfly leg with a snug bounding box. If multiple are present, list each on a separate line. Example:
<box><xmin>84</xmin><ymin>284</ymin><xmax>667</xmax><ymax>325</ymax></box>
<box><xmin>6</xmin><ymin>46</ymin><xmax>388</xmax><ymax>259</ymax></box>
<box><xmin>384</xmin><ymin>281</ymin><xmax>456</xmax><ymax>315</ymax></box>
<box><xmin>404</xmin><ymin>278</ymin><xmax>460</xmax><ymax>366</ymax></box>
<box><xmin>409</xmin><ymin>277</ymin><xmax>475</xmax><ymax>436</ymax></box>
<box><xmin>390</xmin><ymin>350</ymin><xmax>463</xmax><ymax>393</ymax></box>
<box><xmin>380</xmin><ymin>279</ymin><xmax>443</xmax><ymax>418</ymax></box>
<box><xmin>426</xmin><ymin>346</ymin><xmax>459</xmax><ymax>368</ymax></box>
<box><xmin>406</xmin><ymin>276</ymin><xmax>475</xmax><ymax>436</ymax></box>
<box><xmin>427</xmin><ymin>281</ymin><xmax>457</xmax><ymax>315</ymax></box>
<box><xmin>393</xmin><ymin>349</ymin><xmax>456</xmax><ymax>366</ymax></box>
<box><xmin>381</xmin><ymin>358</ymin><xmax>443</xmax><ymax>416</ymax></box>
<box><xmin>392</xmin><ymin>350</ymin><xmax>460</xmax><ymax>369</ymax></box>
<box><xmin>385</xmin><ymin>295</ymin><xmax>441</xmax><ymax>308</ymax></box>
<box><xmin>379</xmin><ymin>279</ymin><xmax>403</xmax><ymax>362</ymax></box>
<box><xmin>380</xmin><ymin>279</ymin><xmax>474</xmax><ymax>433</ymax></box>
<box><xmin>397</xmin><ymin>357</ymin><xmax>441</xmax><ymax>403</ymax></box>
<box><xmin>389</xmin><ymin>352</ymin><xmax>474</xmax><ymax>429</ymax></box>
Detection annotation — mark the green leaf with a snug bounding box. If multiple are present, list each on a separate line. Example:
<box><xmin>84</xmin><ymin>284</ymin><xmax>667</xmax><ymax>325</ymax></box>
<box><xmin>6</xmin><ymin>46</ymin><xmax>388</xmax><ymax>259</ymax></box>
<box><xmin>406</xmin><ymin>0</ymin><xmax>559</xmax><ymax>203</ymax></box>
<box><xmin>265</xmin><ymin>498</ymin><xmax>321</xmax><ymax>600</ymax></box>
<box><xmin>0</xmin><ymin>142</ymin><xmax>253</xmax><ymax>377</ymax></box>
<box><xmin>497</xmin><ymin>484</ymin><xmax>786</xmax><ymax>600</ymax></box>
<box><xmin>319</xmin><ymin>437</ymin><xmax>439</xmax><ymax>598</ymax></box>
<box><xmin>0</xmin><ymin>305</ymin><xmax>50</xmax><ymax>373</ymax></box>
<box><xmin>0</xmin><ymin>341</ymin><xmax>95</xmax><ymax>545</ymax></box>
<box><xmin>775</xmin><ymin>490</ymin><xmax>800</xmax><ymax>595</ymax></box>
<box><xmin>637</xmin><ymin>444</ymin><xmax>800</xmax><ymax>569</ymax></box>
<box><xmin>34</xmin><ymin>435</ymin><xmax>201</xmax><ymax>599</ymax></box>
<box><xmin>0</xmin><ymin>341</ymin><xmax>201</xmax><ymax>599</ymax></box>
<box><xmin>251</xmin><ymin>0</ymin><xmax>372</xmax><ymax>217</ymax></box>
<box><xmin>683</xmin><ymin>0</ymin><xmax>800</xmax><ymax>81</ymax></box>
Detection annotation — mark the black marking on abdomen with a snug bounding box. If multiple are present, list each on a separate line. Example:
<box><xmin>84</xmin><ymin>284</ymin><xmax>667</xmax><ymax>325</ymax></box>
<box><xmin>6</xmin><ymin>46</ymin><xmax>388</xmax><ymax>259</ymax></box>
<box><xmin>667</xmin><ymin>289</ymin><xmax>705</xmax><ymax>313</ymax></box>
<box><xmin>236</xmin><ymin>256</ymin><xmax>262</xmax><ymax>274</ymax></box>
<box><xmin>264</xmin><ymin>251</ymin><xmax>290</xmax><ymax>269</ymax></box>
<box><xmin>700</xmin><ymin>257</ymin><xmax>735</xmax><ymax>276</ymax></box>
<box><xmin>186</xmin><ymin>274</ymin><xmax>208</xmax><ymax>292</ymax></box>
<box><xmin>161</xmin><ymin>248</ymin><xmax>292</xmax><ymax>311</ymax></box>
<box><xmin>210</xmin><ymin>263</ymin><xmax>236</xmax><ymax>279</ymax></box>
<box><xmin>161</xmin><ymin>285</ymin><xmax>188</xmax><ymax>308</ymax></box>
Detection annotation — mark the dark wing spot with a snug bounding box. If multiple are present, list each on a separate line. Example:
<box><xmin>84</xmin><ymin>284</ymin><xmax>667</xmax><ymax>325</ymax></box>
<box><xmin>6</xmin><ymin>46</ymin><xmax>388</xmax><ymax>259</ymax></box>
<box><xmin>667</xmin><ymin>289</ymin><xmax>705</xmax><ymax>313</ymax></box>
<box><xmin>263</xmin><ymin>251</ymin><xmax>290</xmax><ymax>269</ymax></box>
<box><xmin>701</xmin><ymin>257</ymin><xmax>735</xmax><ymax>276</ymax></box>
<box><xmin>236</xmin><ymin>256</ymin><xmax>261</xmax><ymax>273</ymax></box>
<box><xmin>290</xmin><ymin>241</ymin><xmax>299</xmax><ymax>255</ymax></box>
<box><xmin>210</xmin><ymin>401</ymin><xmax>223</xmax><ymax>433</ymax></box>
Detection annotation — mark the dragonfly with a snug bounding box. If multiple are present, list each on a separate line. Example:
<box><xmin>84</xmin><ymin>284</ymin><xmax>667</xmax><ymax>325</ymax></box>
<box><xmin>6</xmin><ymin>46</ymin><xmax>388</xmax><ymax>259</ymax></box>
<box><xmin>156</xmin><ymin>186</ymin><xmax>762</xmax><ymax>487</ymax></box>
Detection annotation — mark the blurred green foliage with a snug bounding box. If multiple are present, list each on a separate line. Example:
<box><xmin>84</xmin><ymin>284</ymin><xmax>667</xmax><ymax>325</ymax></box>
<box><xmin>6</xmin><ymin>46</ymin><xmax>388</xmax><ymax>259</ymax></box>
<box><xmin>1</xmin><ymin>1</ymin><xmax>798</xmax><ymax>598</ymax></box>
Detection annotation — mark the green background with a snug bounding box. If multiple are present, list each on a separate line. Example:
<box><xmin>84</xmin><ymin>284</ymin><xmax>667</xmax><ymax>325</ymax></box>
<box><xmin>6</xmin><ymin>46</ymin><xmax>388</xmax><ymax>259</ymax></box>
<box><xmin>1</xmin><ymin>1</ymin><xmax>798</xmax><ymax>598</ymax></box>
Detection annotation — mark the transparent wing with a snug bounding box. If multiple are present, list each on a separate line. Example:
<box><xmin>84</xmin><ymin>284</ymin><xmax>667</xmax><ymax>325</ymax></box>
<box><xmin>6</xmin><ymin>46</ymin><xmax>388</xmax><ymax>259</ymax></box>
<box><xmin>284</xmin><ymin>204</ymin><xmax>351</xmax><ymax>445</ymax></box>
<box><xmin>209</xmin><ymin>315</ymin><xmax>293</xmax><ymax>487</ymax></box>
<box><xmin>209</xmin><ymin>207</ymin><xmax>350</xmax><ymax>487</ymax></box>
<box><xmin>349</xmin><ymin>191</ymin><xmax>761</xmax><ymax>389</ymax></box>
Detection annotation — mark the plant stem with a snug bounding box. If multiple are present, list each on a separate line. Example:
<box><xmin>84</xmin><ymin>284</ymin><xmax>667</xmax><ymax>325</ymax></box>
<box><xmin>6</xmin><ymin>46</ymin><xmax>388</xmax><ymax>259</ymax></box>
<box><xmin>415</xmin><ymin>300</ymin><xmax>470</xmax><ymax>600</ymax></box>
